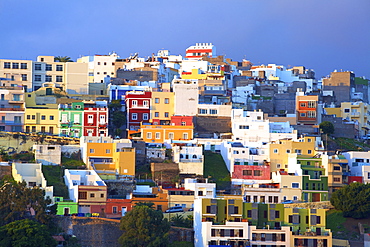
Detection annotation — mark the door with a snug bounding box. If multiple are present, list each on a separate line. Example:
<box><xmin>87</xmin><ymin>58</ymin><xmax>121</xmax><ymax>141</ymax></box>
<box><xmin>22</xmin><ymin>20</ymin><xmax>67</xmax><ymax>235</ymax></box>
<box><xmin>121</xmin><ymin>207</ymin><xmax>127</xmax><ymax>216</ymax></box>
<box><xmin>312</xmin><ymin>193</ymin><xmax>321</xmax><ymax>202</ymax></box>
<box><xmin>64</xmin><ymin>207</ymin><xmax>70</xmax><ymax>216</ymax></box>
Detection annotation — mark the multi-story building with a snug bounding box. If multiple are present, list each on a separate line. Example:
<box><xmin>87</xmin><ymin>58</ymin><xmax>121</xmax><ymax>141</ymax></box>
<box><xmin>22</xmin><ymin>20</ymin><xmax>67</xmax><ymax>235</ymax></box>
<box><xmin>343</xmin><ymin>151</ymin><xmax>370</xmax><ymax>183</ymax></box>
<box><xmin>269</xmin><ymin>136</ymin><xmax>318</xmax><ymax>172</ymax></box>
<box><xmin>0</xmin><ymin>59</ymin><xmax>33</xmax><ymax>92</ymax></box>
<box><xmin>150</xmin><ymin>91</ymin><xmax>174</xmax><ymax>122</ymax></box>
<box><xmin>296</xmin><ymin>91</ymin><xmax>319</xmax><ymax>125</ymax></box>
<box><xmin>24</xmin><ymin>108</ymin><xmax>59</xmax><ymax>134</ymax></box>
<box><xmin>77</xmin><ymin>52</ymin><xmax>119</xmax><ymax>83</ymax></box>
<box><xmin>12</xmin><ymin>162</ymin><xmax>53</xmax><ymax>200</ymax></box>
<box><xmin>172</xmin><ymin>79</ymin><xmax>199</xmax><ymax>116</ymax></box>
<box><xmin>33</xmin><ymin>56</ymin><xmax>89</xmax><ymax>94</ymax></box>
<box><xmin>322</xmin><ymin>71</ymin><xmax>355</xmax><ymax>106</ymax></box>
<box><xmin>83</xmin><ymin>101</ymin><xmax>108</xmax><ymax>137</ymax></box>
<box><xmin>64</xmin><ymin>169</ymin><xmax>107</xmax><ymax>215</ymax></box>
<box><xmin>185</xmin><ymin>43</ymin><xmax>216</xmax><ymax>59</ymax></box>
<box><xmin>59</xmin><ymin>102</ymin><xmax>84</xmax><ymax>137</ymax></box>
<box><xmin>321</xmin><ymin>154</ymin><xmax>349</xmax><ymax>196</ymax></box>
<box><xmin>125</xmin><ymin>91</ymin><xmax>151</xmax><ymax>131</ymax></box>
<box><xmin>194</xmin><ymin>198</ymin><xmax>332</xmax><ymax>247</ymax></box>
<box><xmin>140</xmin><ymin>116</ymin><xmax>193</xmax><ymax>143</ymax></box>
<box><xmin>288</xmin><ymin>154</ymin><xmax>329</xmax><ymax>202</ymax></box>
<box><xmin>172</xmin><ymin>142</ymin><xmax>204</xmax><ymax>175</ymax></box>
<box><xmin>341</xmin><ymin>101</ymin><xmax>369</xmax><ymax>137</ymax></box>
<box><xmin>34</xmin><ymin>144</ymin><xmax>61</xmax><ymax>166</ymax></box>
<box><xmin>0</xmin><ymin>86</ymin><xmax>25</xmax><ymax>132</ymax></box>
<box><xmin>81</xmin><ymin>137</ymin><xmax>135</xmax><ymax>179</ymax></box>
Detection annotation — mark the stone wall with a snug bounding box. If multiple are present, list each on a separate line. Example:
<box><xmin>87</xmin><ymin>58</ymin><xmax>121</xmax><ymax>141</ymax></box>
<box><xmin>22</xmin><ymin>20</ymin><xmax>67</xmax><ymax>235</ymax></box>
<box><xmin>54</xmin><ymin>216</ymin><xmax>194</xmax><ymax>247</ymax></box>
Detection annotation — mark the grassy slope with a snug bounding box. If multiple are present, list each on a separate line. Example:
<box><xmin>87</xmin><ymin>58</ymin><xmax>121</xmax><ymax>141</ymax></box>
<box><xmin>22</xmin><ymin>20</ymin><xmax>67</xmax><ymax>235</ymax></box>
<box><xmin>326</xmin><ymin>209</ymin><xmax>368</xmax><ymax>241</ymax></box>
<box><xmin>42</xmin><ymin>165</ymin><xmax>69</xmax><ymax>199</ymax></box>
<box><xmin>203</xmin><ymin>151</ymin><xmax>231</xmax><ymax>191</ymax></box>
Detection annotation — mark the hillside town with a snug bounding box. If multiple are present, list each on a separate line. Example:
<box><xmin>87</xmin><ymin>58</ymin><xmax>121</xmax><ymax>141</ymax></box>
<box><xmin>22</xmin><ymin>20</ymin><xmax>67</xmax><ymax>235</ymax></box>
<box><xmin>1</xmin><ymin>43</ymin><xmax>370</xmax><ymax>247</ymax></box>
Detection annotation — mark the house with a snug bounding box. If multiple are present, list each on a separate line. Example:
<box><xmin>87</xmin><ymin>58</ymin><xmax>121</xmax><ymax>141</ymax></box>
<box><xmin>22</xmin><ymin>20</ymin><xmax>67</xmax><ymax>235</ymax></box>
<box><xmin>131</xmin><ymin>185</ymin><xmax>168</xmax><ymax>212</ymax></box>
<box><xmin>0</xmin><ymin>85</ymin><xmax>25</xmax><ymax>132</ymax></box>
<box><xmin>185</xmin><ymin>43</ymin><xmax>216</xmax><ymax>59</ymax></box>
<box><xmin>12</xmin><ymin>162</ymin><xmax>53</xmax><ymax>200</ymax></box>
<box><xmin>34</xmin><ymin>144</ymin><xmax>61</xmax><ymax>166</ymax></box>
<box><xmin>172</xmin><ymin>142</ymin><xmax>204</xmax><ymax>175</ymax></box>
<box><xmin>82</xmin><ymin>101</ymin><xmax>108</xmax><ymax>137</ymax></box>
<box><xmin>172</xmin><ymin>79</ymin><xmax>199</xmax><ymax>116</ymax></box>
<box><xmin>0</xmin><ymin>59</ymin><xmax>33</xmax><ymax>92</ymax></box>
<box><xmin>125</xmin><ymin>90</ymin><xmax>151</xmax><ymax>131</ymax></box>
<box><xmin>54</xmin><ymin>196</ymin><xmax>78</xmax><ymax>216</ymax></box>
<box><xmin>64</xmin><ymin>169</ymin><xmax>107</xmax><ymax>215</ymax></box>
<box><xmin>59</xmin><ymin>102</ymin><xmax>84</xmax><ymax>137</ymax></box>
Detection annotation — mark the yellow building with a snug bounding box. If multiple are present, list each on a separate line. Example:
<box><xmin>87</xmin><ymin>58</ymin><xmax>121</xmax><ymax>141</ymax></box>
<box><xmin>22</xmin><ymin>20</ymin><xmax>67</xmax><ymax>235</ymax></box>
<box><xmin>0</xmin><ymin>59</ymin><xmax>33</xmax><ymax>92</ymax></box>
<box><xmin>151</xmin><ymin>91</ymin><xmax>174</xmax><ymax>121</ymax></box>
<box><xmin>24</xmin><ymin>108</ymin><xmax>59</xmax><ymax>134</ymax></box>
<box><xmin>341</xmin><ymin>102</ymin><xmax>369</xmax><ymax>136</ymax></box>
<box><xmin>140</xmin><ymin>123</ymin><xmax>193</xmax><ymax>143</ymax></box>
<box><xmin>85</xmin><ymin>142</ymin><xmax>135</xmax><ymax>178</ymax></box>
<box><xmin>269</xmin><ymin>136</ymin><xmax>317</xmax><ymax>172</ymax></box>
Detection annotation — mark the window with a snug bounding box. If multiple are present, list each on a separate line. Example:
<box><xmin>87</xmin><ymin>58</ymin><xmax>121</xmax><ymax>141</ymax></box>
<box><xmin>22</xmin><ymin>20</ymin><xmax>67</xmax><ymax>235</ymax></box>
<box><xmin>14</xmin><ymin>116</ymin><xmax>21</xmax><ymax>123</ymax></box>
<box><xmin>106</xmin><ymin>149</ymin><xmax>111</xmax><ymax>154</ymax></box>
<box><xmin>132</xmin><ymin>113</ymin><xmax>137</xmax><ymax>120</ymax></box>
<box><xmin>209</xmin><ymin>109</ymin><xmax>217</xmax><ymax>114</ymax></box>
<box><xmin>97</xmin><ymin>62</ymin><xmax>101</xmax><ymax>65</ymax></box>
<box><xmin>300</xmin><ymin>113</ymin><xmax>306</xmax><ymax>117</ymax></box>
<box><xmin>34</xmin><ymin>75</ymin><xmax>42</xmax><ymax>81</ymax></box>
<box><xmin>164</xmin><ymin>98</ymin><xmax>169</xmax><ymax>104</ymax></box>
<box><xmin>12</xmin><ymin>63</ymin><xmax>19</xmax><ymax>69</ymax></box>
<box><xmin>168</xmin><ymin>132</ymin><xmax>174</xmax><ymax>139</ymax></box>
<box><xmin>26</xmin><ymin>115</ymin><xmax>30</xmax><ymax>120</ymax></box>
<box><xmin>154</xmin><ymin>112</ymin><xmax>159</xmax><ymax>118</ymax></box>
<box><xmin>146</xmin><ymin>132</ymin><xmax>152</xmax><ymax>139</ymax></box>
<box><xmin>286</xmin><ymin>149</ymin><xmax>291</xmax><ymax>153</ymax></box>
<box><xmin>35</xmin><ymin>64</ymin><xmax>42</xmax><ymax>70</ymax></box>
<box><xmin>32</xmin><ymin>126</ymin><xmax>36</xmax><ymax>132</ymax></box>
<box><xmin>155</xmin><ymin>98</ymin><xmax>160</xmax><ymax>103</ymax></box>
<box><xmin>79</xmin><ymin>192</ymin><xmax>87</xmax><ymax>199</ymax></box>
<box><xmin>295</xmin><ymin>149</ymin><xmax>302</xmax><ymax>154</ymax></box>
<box><xmin>307</xmin><ymin>111</ymin><xmax>316</xmax><ymax>118</ymax></box>
<box><xmin>50</xmin><ymin>115</ymin><xmax>54</xmax><ymax>120</ymax></box>
<box><xmin>293</xmin><ymin>196</ymin><xmax>298</xmax><ymax>200</ymax></box>
<box><xmin>113</xmin><ymin>207</ymin><xmax>117</xmax><ymax>214</ymax></box>
<box><xmin>239</xmin><ymin>125</ymin><xmax>249</xmax><ymax>129</ymax></box>
<box><xmin>4</xmin><ymin>62</ymin><xmax>11</xmax><ymax>69</ymax></box>
<box><xmin>316</xmin><ymin>216</ymin><xmax>321</xmax><ymax>224</ymax></box>
<box><xmin>292</xmin><ymin>183</ymin><xmax>299</xmax><ymax>188</ymax></box>
<box><xmin>21</xmin><ymin>63</ymin><xmax>27</xmax><ymax>69</ymax></box>
<box><xmin>90</xmin><ymin>193</ymin><xmax>95</xmax><ymax>198</ymax></box>
<box><xmin>273</xmin><ymin>149</ymin><xmax>278</xmax><ymax>154</ymax></box>
<box><xmin>155</xmin><ymin>132</ymin><xmax>160</xmax><ymax>139</ymax></box>
<box><xmin>45</xmin><ymin>75</ymin><xmax>52</xmax><ymax>82</ymax></box>
<box><xmin>89</xmin><ymin>149</ymin><xmax>95</xmax><ymax>153</ymax></box>
<box><xmin>45</xmin><ymin>64</ymin><xmax>52</xmax><ymax>71</ymax></box>
<box><xmin>307</xmin><ymin>138</ymin><xmax>312</xmax><ymax>142</ymax></box>
<box><xmin>56</xmin><ymin>76</ymin><xmax>63</xmax><ymax>82</ymax></box>
<box><xmin>56</xmin><ymin>65</ymin><xmax>63</xmax><ymax>71</ymax></box>
<box><xmin>333</xmin><ymin>177</ymin><xmax>341</xmax><ymax>182</ymax></box>
<box><xmin>275</xmin><ymin>211</ymin><xmax>280</xmax><ymax>218</ymax></box>
<box><xmin>300</xmin><ymin>103</ymin><xmax>306</xmax><ymax>107</ymax></box>
<box><xmin>254</xmin><ymin>170</ymin><xmax>262</xmax><ymax>176</ymax></box>
<box><xmin>308</xmin><ymin>150</ymin><xmax>312</xmax><ymax>154</ymax></box>
<box><xmin>41</xmin><ymin>115</ymin><xmax>46</xmax><ymax>120</ymax></box>
<box><xmin>164</xmin><ymin>112</ymin><xmax>169</xmax><ymax>118</ymax></box>
<box><xmin>333</xmin><ymin>166</ymin><xmax>341</xmax><ymax>170</ymax></box>
<box><xmin>143</xmin><ymin>100</ymin><xmax>149</xmax><ymax>106</ymax></box>
<box><xmin>198</xmin><ymin>109</ymin><xmax>207</xmax><ymax>114</ymax></box>
<box><xmin>243</xmin><ymin>170</ymin><xmax>252</xmax><ymax>176</ymax></box>
<box><xmin>132</xmin><ymin>100</ymin><xmax>137</xmax><ymax>106</ymax></box>
<box><xmin>308</xmin><ymin>101</ymin><xmax>316</xmax><ymax>108</ymax></box>
<box><xmin>32</xmin><ymin>115</ymin><xmax>36</xmax><ymax>120</ymax></box>
<box><xmin>181</xmin><ymin>121</ymin><xmax>186</xmax><ymax>126</ymax></box>
<box><xmin>143</xmin><ymin>113</ymin><xmax>148</xmax><ymax>120</ymax></box>
<box><xmin>183</xmin><ymin>133</ymin><xmax>188</xmax><ymax>139</ymax></box>
<box><xmin>344</xmin><ymin>108</ymin><xmax>350</xmax><ymax>113</ymax></box>
<box><xmin>21</xmin><ymin>74</ymin><xmax>27</xmax><ymax>81</ymax></box>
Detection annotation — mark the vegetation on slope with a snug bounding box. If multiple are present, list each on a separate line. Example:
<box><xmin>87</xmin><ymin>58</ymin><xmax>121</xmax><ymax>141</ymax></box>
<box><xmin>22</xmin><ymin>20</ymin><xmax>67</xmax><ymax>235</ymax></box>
<box><xmin>203</xmin><ymin>151</ymin><xmax>231</xmax><ymax>191</ymax></box>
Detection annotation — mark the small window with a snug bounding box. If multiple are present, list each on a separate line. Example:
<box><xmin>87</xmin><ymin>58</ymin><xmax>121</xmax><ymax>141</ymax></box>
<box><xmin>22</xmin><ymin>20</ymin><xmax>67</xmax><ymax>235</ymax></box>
<box><xmin>292</xmin><ymin>183</ymin><xmax>299</xmax><ymax>188</ymax></box>
<box><xmin>146</xmin><ymin>132</ymin><xmax>152</xmax><ymax>139</ymax></box>
<box><xmin>164</xmin><ymin>112</ymin><xmax>169</xmax><ymax>118</ymax></box>
<box><xmin>106</xmin><ymin>149</ymin><xmax>110</xmax><ymax>154</ymax></box>
<box><xmin>90</xmin><ymin>193</ymin><xmax>95</xmax><ymax>198</ymax></box>
<box><xmin>300</xmin><ymin>113</ymin><xmax>306</xmax><ymax>117</ymax></box>
<box><xmin>344</xmin><ymin>108</ymin><xmax>350</xmax><ymax>113</ymax></box>
<box><xmin>45</xmin><ymin>64</ymin><xmax>52</xmax><ymax>71</ymax></box>
<box><xmin>143</xmin><ymin>113</ymin><xmax>149</xmax><ymax>120</ymax></box>
<box><xmin>132</xmin><ymin>113</ymin><xmax>137</xmax><ymax>120</ymax></box>
<box><xmin>56</xmin><ymin>75</ymin><xmax>63</xmax><ymax>82</ymax></box>
<box><xmin>155</xmin><ymin>98</ymin><xmax>160</xmax><ymax>103</ymax></box>
<box><xmin>89</xmin><ymin>149</ymin><xmax>94</xmax><ymax>153</ymax></box>
<box><xmin>308</xmin><ymin>150</ymin><xmax>312</xmax><ymax>154</ymax></box>
<box><xmin>164</xmin><ymin>98</ymin><xmax>169</xmax><ymax>104</ymax></box>
<box><xmin>41</xmin><ymin>115</ymin><xmax>46</xmax><ymax>120</ymax></box>
<box><xmin>21</xmin><ymin>63</ymin><xmax>27</xmax><ymax>69</ymax></box>
<box><xmin>273</xmin><ymin>149</ymin><xmax>278</xmax><ymax>154</ymax></box>
<box><xmin>35</xmin><ymin>64</ymin><xmax>42</xmax><ymax>70</ymax></box>
<box><xmin>154</xmin><ymin>112</ymin><xmax>159</xmax><ymax>118</ymax></box>
<box><xmin>50</xmin><ymin>115</ymin><xmax>54</xmax><ymax>120</ymax></box>
<box><xmin>56</xmin><ymin>65</ymin><xmax>63</xmax><ymax>71</ymax></box>
<box><xmin>155</xmin><ymin>132</ymin><xmax>160</xmax><ymax>139</ymax></box>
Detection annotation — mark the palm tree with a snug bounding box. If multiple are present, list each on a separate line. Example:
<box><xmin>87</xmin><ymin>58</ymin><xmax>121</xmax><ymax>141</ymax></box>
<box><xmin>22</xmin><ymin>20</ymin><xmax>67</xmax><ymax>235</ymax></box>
<box><xmin>54</xmin><ymin>56</ymin><xmax>73</xmax><ymax>62</ymax></box>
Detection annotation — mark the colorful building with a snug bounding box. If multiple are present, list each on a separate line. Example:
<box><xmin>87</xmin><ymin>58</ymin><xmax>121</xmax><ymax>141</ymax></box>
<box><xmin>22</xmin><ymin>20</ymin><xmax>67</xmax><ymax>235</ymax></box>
<box><xmin>82</xmin><ymin>101</ymin><xmax>108</xmax><ymax>137</ymax></box>
<box><xmin>125</xmin><ymin>91</ymin><xmax>151</xmax><ymax>131</ymax></box>
<box><xmin>0</xmin><ymin>86</ymin><xmax>25</xmax><ymax>132</ymax></box>
<box><xmin>296</xmin><ymin>92</ymin><xmax>319</xmax><ymax>125</ymax></box>
<box><xmin>54</xmin><ymin>197</ymin><xmax>78</xmax><ymax>216</ymax></box>
<box><xmin>24</xmin><ymin>108</ymin><xmax>59</xmax><ymax>134</ymax></box>
<box><xmin>59</xmin><ymin>102</ymin><xmax>84</xmax><ymax>137</ymax></box>
<box><xmin>150</xmin><ymin>91</ymin><xmax>174</xmax><ymax>122</ymax></box>
<box><xmin>185</xmin><ymin>43</ymin><xmax>216</xmax><ymax>59</ymax></box>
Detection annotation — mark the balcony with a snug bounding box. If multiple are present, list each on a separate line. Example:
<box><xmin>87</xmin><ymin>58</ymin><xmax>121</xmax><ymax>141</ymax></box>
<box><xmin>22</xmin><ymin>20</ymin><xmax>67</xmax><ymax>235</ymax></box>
<box><xmin>179</xmin><ymin>158</ymin><xmax>203</xmax><ymax>163</ymax></box>
<box><xmin>0</xmin><ymin>108</ymin><xmax>25</xmax><ymax>111</ymax></box>
<box><xmin>3</xmin><ymin>121</ymin><xmax>22</xmax><ymax>125</ymax></box>
<box><xmin>131</xmin><ymin>104</ymin><xmax>149</xmax><ymax>109</ymax></box>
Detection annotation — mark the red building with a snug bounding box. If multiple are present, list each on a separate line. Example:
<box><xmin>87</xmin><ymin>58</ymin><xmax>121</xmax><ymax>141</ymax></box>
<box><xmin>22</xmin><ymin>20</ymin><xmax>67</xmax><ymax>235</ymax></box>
<box><xmin>232</xmin><ymin>164</ymin><xmax>270</xmax><ymax>180</ymax></box>
<box><xmin>185</xmin><ymin>43</ymin><xmax>216</xmax><ymax>59</ymax></box>
<box><xmin>151</xmin><ymin>115</ymin><xmax>193</xmax><ymax>126</ymax></box>
<box><xmin>348</xmin><ymin>176</ymin><xmax>363</xmax><ymax>184</ymax></box>
<box><xmin>83</xmin><ymin>102</ymin><xmax>108</xmax><ymax>137</ymax></box>
<box><xmin>125</xmin><ymin>91</ymin><xmax>152</xmax><ymax>131</ymax></box>
<box><xmin>105</xmin><ymin>198</ymin><xmax>133</xmax><ymax>218</ymax></box>
<box><xmin>296</xmin><ymin>94</ymin><xmax>318</xmax><ymax>125</ymax></box>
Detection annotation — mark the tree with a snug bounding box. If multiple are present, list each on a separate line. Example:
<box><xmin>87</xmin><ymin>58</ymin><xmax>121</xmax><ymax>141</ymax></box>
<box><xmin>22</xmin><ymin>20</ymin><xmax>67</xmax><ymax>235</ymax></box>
<box><xmin>0</xmin><ymin>179</ymin><xmax>52</xmax><ymax>226</ymax></box>
<box><xmin>54</xmin><ymin>56</ymin><xmax>73</xmax><ymax>62</ymax></box>
<box><xmin>319</xmin><ymin>121</ymin><xmax>334</xmax><ymax>135</ymax></box>
<box><xmin>0</xmin><ymin>219</ymin><xmax>56</xmax><ymax>247</ymax></box>
<box><xmin>330</xmin><ymin>182</ymin><xmax>370</xmax><ymax>219</ymax></box>
<box><xmin>119</xmin><ymin>204</ymin><xmax>170</xmax><ymax>247</ymax></box>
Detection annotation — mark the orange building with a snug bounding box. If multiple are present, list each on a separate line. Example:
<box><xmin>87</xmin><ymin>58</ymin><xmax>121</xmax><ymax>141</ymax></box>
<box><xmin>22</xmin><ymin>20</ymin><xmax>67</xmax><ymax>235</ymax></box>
<box><xmin>296</xmin><ymin>92</ymin><xmax>318</xmax><ymax>125</ymax></box>
<box><xmin>131</xmin><ymin>187</ymin><xmax>169</xmax><ymax>212</ymax></box>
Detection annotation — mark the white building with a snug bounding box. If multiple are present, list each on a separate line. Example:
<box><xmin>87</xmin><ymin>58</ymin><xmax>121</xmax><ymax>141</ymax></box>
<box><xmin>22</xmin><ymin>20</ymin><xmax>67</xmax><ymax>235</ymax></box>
<box><xmin>77</xmin><ymin>52</ymin><xmax>119</xmax><ymax>83</ymax></box>
<box><xmin>12</xmin><ymin>162</ymin><xmax>53</xmax><ymax>200</ymax></box>
<box><xmin>343</xmin><ymin>151</ymin><xmax>370</xmax><ymax>182</ymax></box>
<box><xmin>185</xmin><ymin>43</ymin><xmax>216</xmax><ymax>59</ymax></box>
<box><xmin>172</xmin><ymin>79</ymin><xmax>199</xmax><ymax>116</ymax></box>
<box><xmin>232</xmin><ymin>85</ymin><xmax>255</xmax><ymax>105</ymax></box>
<box><xmin>34</xmin><ymin>144</ymin><xmax>61</xmax><ymax>166</ymax></box>
<box><xmin>197</xmin><ymin>103</ymin><xmax>232</xmax><ymax>117</ymax></box>
<box><xmin>172</xmin><ymin>143</ymin><xmax>204</xmax><ymax>175</ymax></box>
<box><xmin>184</xmin><ymin>178</ymin><xmax>216</xmax><ymax>199</ymax></box>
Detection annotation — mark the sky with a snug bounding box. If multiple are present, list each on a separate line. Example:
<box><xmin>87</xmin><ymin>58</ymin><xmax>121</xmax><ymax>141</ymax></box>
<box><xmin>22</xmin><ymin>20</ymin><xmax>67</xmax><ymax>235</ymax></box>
<box><xmin>1</xmin><ymin>0</ymin><xmax>369</xmax><ymax>79</ymax></box>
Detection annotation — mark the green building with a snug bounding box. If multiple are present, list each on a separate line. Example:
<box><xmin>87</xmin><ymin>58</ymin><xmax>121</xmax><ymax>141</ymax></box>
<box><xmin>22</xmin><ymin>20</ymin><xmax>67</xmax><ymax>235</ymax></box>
<box><xmin>55</xmin><ymin>197</ymin><xmax>78</xmax><ymax>215</ymax></box>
